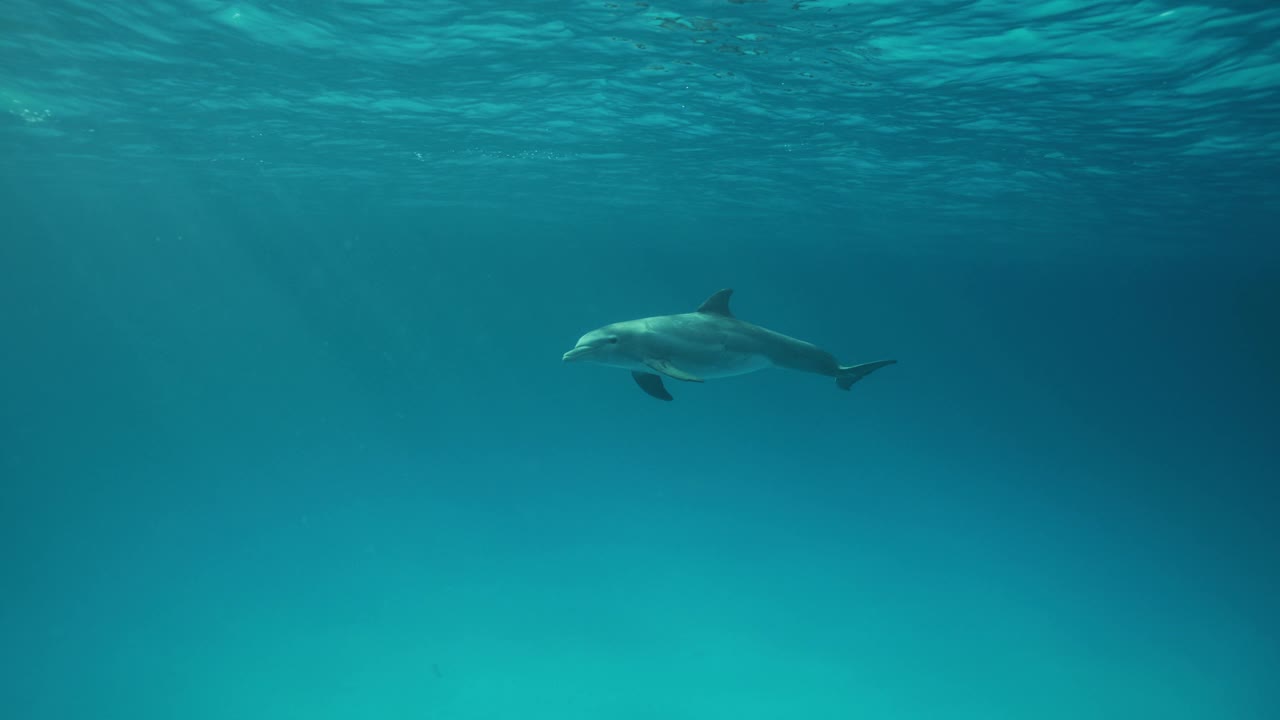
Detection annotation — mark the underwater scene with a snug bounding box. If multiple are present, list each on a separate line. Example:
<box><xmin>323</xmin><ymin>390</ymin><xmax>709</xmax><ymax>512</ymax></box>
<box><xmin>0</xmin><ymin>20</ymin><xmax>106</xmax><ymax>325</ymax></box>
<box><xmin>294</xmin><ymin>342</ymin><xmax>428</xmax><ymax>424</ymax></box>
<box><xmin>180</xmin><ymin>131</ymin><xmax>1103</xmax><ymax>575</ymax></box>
<box><xmin>2</xmin><ymin>1</ymin><xmax>1278</xmax><ymax>718</ymax></box>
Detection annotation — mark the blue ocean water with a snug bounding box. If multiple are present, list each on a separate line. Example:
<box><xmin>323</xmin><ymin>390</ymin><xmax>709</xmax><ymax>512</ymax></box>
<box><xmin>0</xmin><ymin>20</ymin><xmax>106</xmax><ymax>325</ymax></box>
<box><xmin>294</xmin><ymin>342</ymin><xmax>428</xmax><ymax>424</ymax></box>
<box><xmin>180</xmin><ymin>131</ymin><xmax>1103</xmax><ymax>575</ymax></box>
<box><xmin>2</xmin><ymin>1</ymin><xmax>1278</xmax><ymax>718</ymax></box>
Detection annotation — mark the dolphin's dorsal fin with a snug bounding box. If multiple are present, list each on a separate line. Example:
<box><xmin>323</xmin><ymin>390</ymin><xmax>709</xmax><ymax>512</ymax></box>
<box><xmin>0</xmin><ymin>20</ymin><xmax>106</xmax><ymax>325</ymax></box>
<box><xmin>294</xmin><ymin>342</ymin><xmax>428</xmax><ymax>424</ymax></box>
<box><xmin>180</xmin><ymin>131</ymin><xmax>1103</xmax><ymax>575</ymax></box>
<box><xmin>696</xmin><ymin>288</ymin><xmax>734</xmax><ymax>317</ymax></box>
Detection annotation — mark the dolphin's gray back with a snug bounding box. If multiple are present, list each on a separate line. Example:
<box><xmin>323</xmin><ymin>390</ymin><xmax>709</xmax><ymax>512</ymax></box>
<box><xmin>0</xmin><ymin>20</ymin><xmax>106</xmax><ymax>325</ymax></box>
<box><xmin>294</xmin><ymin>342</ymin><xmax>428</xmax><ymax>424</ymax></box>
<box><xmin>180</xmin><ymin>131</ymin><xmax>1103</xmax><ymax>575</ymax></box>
<box><xmin>643</xmin><ymin>312</ymin><xmax>841</xmax><ymax>378</ymax></box>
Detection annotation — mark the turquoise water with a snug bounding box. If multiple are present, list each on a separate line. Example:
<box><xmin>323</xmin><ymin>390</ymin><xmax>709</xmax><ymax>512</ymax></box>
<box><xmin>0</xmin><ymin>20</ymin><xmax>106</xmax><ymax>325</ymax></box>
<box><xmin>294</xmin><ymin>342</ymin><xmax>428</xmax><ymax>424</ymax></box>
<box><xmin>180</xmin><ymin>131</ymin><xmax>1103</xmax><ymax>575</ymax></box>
<box><xmin>2</xmin><ymin>1</ymin><xmax>1278</xmax><ymax>718</ymax></box>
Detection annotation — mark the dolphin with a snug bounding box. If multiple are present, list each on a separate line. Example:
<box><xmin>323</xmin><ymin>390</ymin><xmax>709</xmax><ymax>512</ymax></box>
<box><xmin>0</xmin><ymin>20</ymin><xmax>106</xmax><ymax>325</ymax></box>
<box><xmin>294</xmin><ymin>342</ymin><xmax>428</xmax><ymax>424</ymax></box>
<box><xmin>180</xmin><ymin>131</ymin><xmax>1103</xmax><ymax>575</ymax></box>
<box><xmin>562</xmin><ymin>288</ymin><xmax>896</xmax><ymax>401</ymax></box>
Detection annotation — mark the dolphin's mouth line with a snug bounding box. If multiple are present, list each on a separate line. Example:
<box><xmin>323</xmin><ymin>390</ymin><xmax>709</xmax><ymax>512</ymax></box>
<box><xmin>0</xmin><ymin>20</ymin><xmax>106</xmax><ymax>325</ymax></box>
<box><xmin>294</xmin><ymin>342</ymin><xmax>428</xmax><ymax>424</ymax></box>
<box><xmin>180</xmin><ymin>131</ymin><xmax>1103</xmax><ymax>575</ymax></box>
<box><xmin>562</xmin><ymin>346</ymin><xmax>594</xmax><ymax>362</ymax></box>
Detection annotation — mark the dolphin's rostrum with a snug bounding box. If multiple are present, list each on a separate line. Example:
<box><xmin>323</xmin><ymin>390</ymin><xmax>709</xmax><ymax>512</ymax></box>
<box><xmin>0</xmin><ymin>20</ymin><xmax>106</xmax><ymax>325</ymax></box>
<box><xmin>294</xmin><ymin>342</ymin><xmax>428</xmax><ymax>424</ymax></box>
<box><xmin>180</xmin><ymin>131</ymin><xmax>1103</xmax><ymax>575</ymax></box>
<box><xmin>563</xmin><ymin>288</ymin><xmax>896</xmax><ymax>401</ymax></box>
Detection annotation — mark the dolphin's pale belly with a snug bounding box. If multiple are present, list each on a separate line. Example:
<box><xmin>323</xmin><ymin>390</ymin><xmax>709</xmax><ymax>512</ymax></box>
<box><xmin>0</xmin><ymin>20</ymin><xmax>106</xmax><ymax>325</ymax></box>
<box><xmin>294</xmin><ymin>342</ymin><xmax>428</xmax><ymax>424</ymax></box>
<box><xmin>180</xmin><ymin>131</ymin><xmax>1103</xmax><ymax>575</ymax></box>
<box><xmin>669</xmin><ymin>350</ymin><xmax>773</xmax><ymax>378</ymax></box>
<box><xmin>606</xmin><ymin>352</ymin><xmax>772</xmax><ymax>379</ymax></box>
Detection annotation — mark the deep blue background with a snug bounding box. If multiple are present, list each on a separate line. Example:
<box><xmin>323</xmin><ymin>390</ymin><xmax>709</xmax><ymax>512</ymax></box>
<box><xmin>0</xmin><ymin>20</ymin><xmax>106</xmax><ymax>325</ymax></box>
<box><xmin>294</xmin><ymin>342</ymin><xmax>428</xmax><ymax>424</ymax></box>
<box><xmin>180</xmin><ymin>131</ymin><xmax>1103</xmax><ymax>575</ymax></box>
<box><xmin>4</xmin><ymin>191</ymin><xmax>1277</xmax><ymax>718</ymax></box>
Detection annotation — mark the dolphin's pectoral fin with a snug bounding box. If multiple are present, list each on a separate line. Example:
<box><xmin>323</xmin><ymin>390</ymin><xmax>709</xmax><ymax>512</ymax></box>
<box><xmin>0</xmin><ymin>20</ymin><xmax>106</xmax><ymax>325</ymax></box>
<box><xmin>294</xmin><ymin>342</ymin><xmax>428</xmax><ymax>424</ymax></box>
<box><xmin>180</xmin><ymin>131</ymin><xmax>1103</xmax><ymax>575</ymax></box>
<box><xmin>645</xmin><ymin>358</ymin><xmax>704</xmax><ymax>383</ymax></box>
<box><xmin>632</xmin><ymin>371</ymin><xmax>674</xmax><ymax>401</ymax></box>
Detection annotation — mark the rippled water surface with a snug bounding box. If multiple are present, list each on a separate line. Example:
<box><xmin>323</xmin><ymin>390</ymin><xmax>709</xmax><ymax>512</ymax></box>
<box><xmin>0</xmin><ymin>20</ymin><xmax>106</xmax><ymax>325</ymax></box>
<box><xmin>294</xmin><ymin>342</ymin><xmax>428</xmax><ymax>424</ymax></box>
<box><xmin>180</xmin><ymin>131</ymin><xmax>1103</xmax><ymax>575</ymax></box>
<box><xmin>4</xmin><ymin>0</ymin><xmax>1278</xmax><ymax>247</ymax></box>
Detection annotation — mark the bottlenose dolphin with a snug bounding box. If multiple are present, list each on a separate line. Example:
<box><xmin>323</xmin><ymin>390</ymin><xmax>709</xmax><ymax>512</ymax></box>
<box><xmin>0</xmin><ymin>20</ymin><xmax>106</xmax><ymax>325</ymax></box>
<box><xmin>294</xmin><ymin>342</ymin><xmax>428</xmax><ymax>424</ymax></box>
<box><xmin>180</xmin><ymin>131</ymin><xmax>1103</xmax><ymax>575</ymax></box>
<box><xmin>563</xmin><ymin>288</ymin><xmax>896</xmax><ymax>401</ymax></box>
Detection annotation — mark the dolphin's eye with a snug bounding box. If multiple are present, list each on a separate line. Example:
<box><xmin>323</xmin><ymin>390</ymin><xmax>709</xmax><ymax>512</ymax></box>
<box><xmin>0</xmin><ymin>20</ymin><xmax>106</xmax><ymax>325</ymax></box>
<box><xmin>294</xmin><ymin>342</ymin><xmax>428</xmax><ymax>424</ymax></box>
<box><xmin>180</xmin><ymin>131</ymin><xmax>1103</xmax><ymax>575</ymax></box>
<box><xmin>607</xmin><ymin>337</ymin><xmax>619</xmax><ymax>344</ymax></box>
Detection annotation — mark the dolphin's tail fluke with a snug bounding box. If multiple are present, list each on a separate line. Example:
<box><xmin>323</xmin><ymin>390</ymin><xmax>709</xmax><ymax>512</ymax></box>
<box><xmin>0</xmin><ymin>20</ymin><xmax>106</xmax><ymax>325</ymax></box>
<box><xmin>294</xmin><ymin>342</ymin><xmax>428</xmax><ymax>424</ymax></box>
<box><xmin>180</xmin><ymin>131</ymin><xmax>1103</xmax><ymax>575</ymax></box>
<box><xmin>835</xmin><ymin>359</ymin><xmax>896</xmax><ymax>390</ymax></box>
